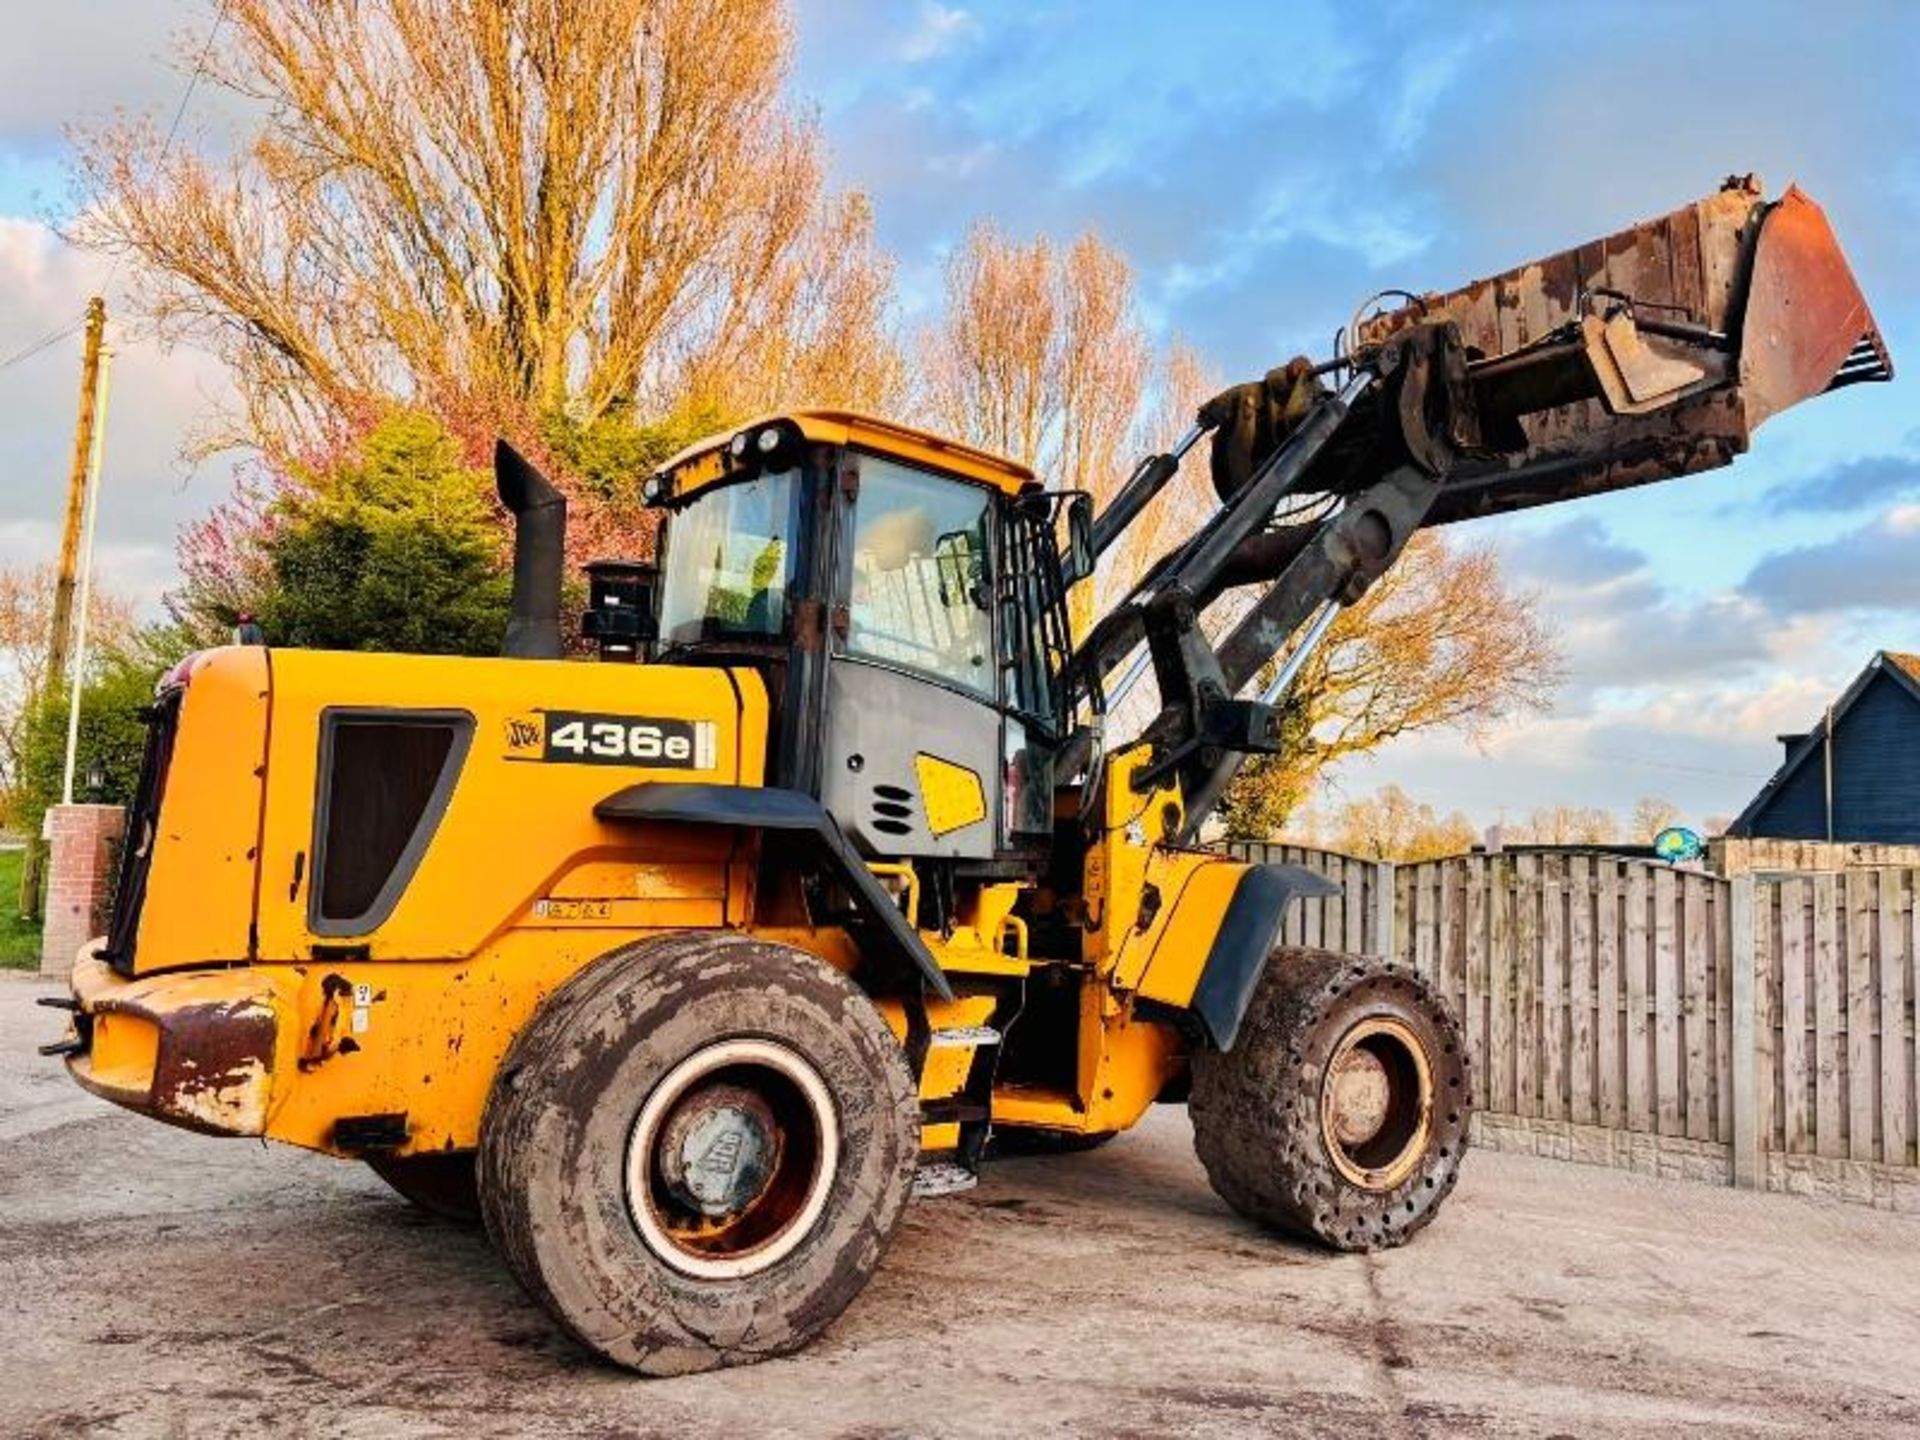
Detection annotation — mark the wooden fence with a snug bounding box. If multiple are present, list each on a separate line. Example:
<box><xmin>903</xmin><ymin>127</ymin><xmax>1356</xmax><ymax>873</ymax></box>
<box><xmin>1221</xmin><ymin>841</ymin><xmax>1920</xmax><ymax>1205</ymax></box>
<box><xmin>1750</xmin><ymin>869</ymin><xmax>1916</xmax><ymax>1169</ymax></box>
<box><xmin>1395</xmin><ymin>852</ymin><xmax>1736</xmax><ymax>1145</ymax></box>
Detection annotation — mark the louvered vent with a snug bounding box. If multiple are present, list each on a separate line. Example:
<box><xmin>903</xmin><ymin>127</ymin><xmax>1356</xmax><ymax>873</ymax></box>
<box><xmin>872</xmin><ymin>783</ymin><xmax>914</xmax><ymax>837</ymax></box>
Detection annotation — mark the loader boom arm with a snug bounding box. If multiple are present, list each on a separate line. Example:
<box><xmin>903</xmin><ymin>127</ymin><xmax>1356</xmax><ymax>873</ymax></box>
<box><xmin>1069</xmin><ymin>177</ymin><xmax>1892</xmax><ymax>836</ymax></box>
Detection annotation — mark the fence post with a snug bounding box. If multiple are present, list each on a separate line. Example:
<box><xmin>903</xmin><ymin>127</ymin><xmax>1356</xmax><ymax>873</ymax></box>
<box><xmin>1730</xmin><ymin>873</ymin><xmax>1760</xmax><ymax>1189</ymax></box>
<box><xmin>1375</xmin><ymin>859</ymin><xmax>1397</xmax><ymax>962</ymax></box>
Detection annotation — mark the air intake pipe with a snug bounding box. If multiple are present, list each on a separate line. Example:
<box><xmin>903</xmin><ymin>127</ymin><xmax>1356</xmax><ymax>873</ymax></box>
<box><xmin>495</xmin><ymin>439</ymin><xmax>566</xmax><ymax>659</ymax></box>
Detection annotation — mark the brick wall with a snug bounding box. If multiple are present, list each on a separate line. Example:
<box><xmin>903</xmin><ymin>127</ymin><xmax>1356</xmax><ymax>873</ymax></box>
<box><xmin>40</xmin><ymin>803</ymin><xmax>126</xmax><ymax>976</ymax></box>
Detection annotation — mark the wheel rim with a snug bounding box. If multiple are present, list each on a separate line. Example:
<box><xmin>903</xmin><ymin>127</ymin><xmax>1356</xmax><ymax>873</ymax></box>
<box><xmin>625</xmin><ymin>1039</ymin><xmax>840</xmax><ymax>1280</ymax></box>
<box><xmin>1319</xmin><ymin>1016</ymin><xmax>1433</xmax><ymax>1191</ymax></box>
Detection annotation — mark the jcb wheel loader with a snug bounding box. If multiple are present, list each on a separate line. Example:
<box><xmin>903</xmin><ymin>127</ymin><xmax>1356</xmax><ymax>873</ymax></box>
<box><xmin>44</xmin><ymin>177</ymin><xmax>1889</xmax><ymax>1374</ymax></box>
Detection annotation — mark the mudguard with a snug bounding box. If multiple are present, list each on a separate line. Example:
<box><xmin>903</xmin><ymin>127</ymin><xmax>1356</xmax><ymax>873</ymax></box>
<box><xmin>594</xmin><ymin>782</ymin><xmax>954</xmax><ymax>1001</ymax></box>
<box><xmin>1186</xmin><ymin>864</ymin><xmax>1341</xmax><ymax>1051</ymax></box>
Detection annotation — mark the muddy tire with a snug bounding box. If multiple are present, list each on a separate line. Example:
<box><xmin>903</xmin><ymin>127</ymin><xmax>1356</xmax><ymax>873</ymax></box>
<box><xmin>366</xmin><ymin>1152</ymin><xmax>480</xmax><ymax>1223</ymax></box>
<box><xmin>1190</xmin><ymin>948</ymin><xmax>1470</xmax><ymax>1252</ymax></box>
<box><xmin>478</xmin><ymin>932</ymin><xmax>920</xmax><ymax>1375</ymax></box>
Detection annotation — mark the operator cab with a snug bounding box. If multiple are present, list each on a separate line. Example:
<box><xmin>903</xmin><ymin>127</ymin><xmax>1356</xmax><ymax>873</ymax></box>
<box><xmin>608</xmin><ymin>411</ymin><xmax>1096</xmax><ymax>889</ymax></box>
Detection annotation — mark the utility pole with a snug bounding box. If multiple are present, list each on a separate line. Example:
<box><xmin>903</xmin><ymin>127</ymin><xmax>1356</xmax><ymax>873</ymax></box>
<box><xmin>19</xmin><ymin>297</ymin><xmax>107</xmax><ymax>921</ymax></box>
<box><xmin>61</xmin><ymin>341</ymin><xmax>116</xmax><ymax>806</ymax></box>
<box><xmin>47</xmin><ymin>297</ymin><xmax>107</xmax><ymax>694</ymax></box>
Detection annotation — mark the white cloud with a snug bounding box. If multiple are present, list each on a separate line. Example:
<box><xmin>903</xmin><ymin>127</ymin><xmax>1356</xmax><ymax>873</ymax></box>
<box><xmin>0</xmin><ymin>216</ymin><xmax>237</xmax><ymax>616</ymax></box>
<box><xmin>897</xmin><ymin>3</ymin><xmax>978</xmax><ymax>63</ymax></box>
<box><xmin>925</xmin><ymin>142</ymin><xmax>998</xmax><ymax>180</ymax></box>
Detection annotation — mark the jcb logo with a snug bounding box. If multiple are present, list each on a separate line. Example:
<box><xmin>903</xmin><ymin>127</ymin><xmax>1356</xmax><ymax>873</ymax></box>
<box><xmin>504</xmin><ymin>715</ymin><xmax>545</xmax><ymax>753</ymax></box>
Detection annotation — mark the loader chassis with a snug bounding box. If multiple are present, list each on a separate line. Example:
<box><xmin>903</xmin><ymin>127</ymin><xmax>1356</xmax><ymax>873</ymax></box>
<box><xmin>50</xmin><ymin>177</ymin><xmax>1890</xmax><ymax>1374</ymax></box>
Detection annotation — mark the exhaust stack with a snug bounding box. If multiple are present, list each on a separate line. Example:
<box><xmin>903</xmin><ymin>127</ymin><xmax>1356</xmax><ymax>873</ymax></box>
<box><xmin>495</xmin><ymin>440</ymin><xmax>566</xmax><ymax>660</ymax></box>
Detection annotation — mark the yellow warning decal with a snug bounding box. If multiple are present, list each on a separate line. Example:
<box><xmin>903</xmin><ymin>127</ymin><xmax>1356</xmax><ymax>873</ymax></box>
<box><xmin>914</xmin><ymin>753</ymin><xmax>987</xmax><ymax>836</ymax></box>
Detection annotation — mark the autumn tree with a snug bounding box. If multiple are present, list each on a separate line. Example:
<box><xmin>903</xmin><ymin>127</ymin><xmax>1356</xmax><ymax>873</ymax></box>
<box><xmin>1216</xmin><ymin>533</ymin><xmax>1563</xmax><ymax>840</ymax></box>
<box><xmin>920</xmin><ymin>225</ymin><xmax>1563</xmax><ymax>838</ymax></box>
<box><xmin>920</xmin><ymin>224</ymin><xmax>1206</xmax><ymax>632</ymax></box>
<box><xmin>1629</xmin><ymin>796</ymin><xmax>1683</xmax><ymax>842</ymax></box>
<box><xmin>75</xmin><ymin>0</ymin><xmax>900</xmax><ymax>463</ymax></box>
<box><xmin>1292</xmin><ymin>785</ymin><xmax>1478</xmax><ymax>861</ymax></box>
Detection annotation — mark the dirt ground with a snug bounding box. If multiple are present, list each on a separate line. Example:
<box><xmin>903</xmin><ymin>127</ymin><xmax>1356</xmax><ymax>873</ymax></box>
<box><xmin>6</xmin><ymin>972</ymin><xmax>1919</xmax><ymax>1439</ymax></box>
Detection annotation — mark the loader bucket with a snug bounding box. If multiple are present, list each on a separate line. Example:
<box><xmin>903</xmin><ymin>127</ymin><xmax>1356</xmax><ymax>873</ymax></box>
<box><xmin>1358</xmin><ymin>177</ymin><xmax>1893</xmax><ymax>524</ymax></box>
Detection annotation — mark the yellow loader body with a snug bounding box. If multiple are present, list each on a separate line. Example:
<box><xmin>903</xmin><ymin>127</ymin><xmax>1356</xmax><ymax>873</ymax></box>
<box><xmin>67</xmin><ymin>641</ymin><xmax>1223</xmax><ymax>1157</ymax></box>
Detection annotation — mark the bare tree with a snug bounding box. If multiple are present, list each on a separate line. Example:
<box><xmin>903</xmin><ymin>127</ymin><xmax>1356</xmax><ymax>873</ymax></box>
<box><xmin>1219</xmin><ymin>532</ymin><xmax>1564</xmax><ymax>839</ymax></box>
<box><xmin>1629</xmin><ymin>796</ymin><xmax>1683</xmax><ymax>842</ymax></box>
<box><xmin>1290</xmin><ymin>784</ymin><xmax>1478</xmax><ymax>861</ymax></box>
<box><xmin>72</xmin><ymin>0</ymin><xmax>901</xmax><ymax>461</ymax></box>
<box><xmin>918</xmin><ymin>224</ymin><xmax>1157</xmax><ymax>632</ymax></box>
<box><xmin>1508</xmin><ymin>804</ymin><xmax>1620</xmax><ymax>846</ymax></box>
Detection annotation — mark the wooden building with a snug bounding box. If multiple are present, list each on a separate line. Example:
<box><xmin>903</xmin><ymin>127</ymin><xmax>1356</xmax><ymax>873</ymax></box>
<box><xmin>1728</xmin><ymin>651</ymin><xmax>1920</xmax><ymax>844</ymax></box>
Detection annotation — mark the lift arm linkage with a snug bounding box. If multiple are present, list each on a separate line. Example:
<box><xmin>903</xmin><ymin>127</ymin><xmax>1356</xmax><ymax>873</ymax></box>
<box><xmin>1068</xmin><ymin>179</ymin><xmax>1892</xmax><ymax>838</ymax></box>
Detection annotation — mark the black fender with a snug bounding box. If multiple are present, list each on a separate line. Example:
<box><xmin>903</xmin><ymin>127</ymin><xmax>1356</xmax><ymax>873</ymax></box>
<box><xmin>1189</xmin><ymin>863</ymin><xmax>1341</xmax><ymax>1050</ymax></box>
<box><xmin>594</xmin><ymin>782</ymin><xmax>954</xmax><ymax>1001</ymax></box>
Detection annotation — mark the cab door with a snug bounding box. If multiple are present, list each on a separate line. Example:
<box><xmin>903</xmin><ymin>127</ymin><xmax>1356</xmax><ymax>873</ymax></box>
<box><xmin>819</xmin><ymin>453</ymin><xmax>1003</xmax><ymax>861</ymax></box>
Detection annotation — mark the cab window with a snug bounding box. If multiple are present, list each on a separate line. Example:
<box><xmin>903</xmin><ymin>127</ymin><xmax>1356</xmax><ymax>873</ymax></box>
<box><xmin>845</xmin><ymin>456</ymin><xmax>994</xmax><ymax>700</ymax></box>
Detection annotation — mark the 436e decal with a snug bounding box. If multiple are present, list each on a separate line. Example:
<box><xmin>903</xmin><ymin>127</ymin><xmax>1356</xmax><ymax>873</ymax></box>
<box><xmin>503</xmin><ymin>710</ymin><xmax>718</xmax><ymax>770</ymax></box>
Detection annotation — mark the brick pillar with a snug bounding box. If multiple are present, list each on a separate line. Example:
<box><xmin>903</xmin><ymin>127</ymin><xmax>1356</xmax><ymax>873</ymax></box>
<box><xmin>40</xmin><ymin>803</ymin><xmax>126</xmax><ymax>977</ymax></box>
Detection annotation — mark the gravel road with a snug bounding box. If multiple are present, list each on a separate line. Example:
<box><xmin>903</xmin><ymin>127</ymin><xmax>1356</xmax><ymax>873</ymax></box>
<box><xmin>5</xmin><ymin>972</ymin><xmax>1917</xmax><ymax>1438</ymax></box>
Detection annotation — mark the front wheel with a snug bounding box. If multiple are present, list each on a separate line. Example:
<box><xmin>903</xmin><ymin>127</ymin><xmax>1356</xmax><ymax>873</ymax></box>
<box><xmin>479</xmin><ymin>932</ymin><xmax>921</xmax><ymax>1375</ymax></box>
<box><xmin>1190</xmin><ymin>948</ymin><xmax>1470</xmax><ymax>1252</ymax></box>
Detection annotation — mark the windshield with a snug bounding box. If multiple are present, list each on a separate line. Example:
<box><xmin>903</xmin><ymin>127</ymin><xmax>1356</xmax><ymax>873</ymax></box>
<box><xmin>657</xmin><ymin>470</ymin><xmax>801</xmax><ymax>644</ymax></box>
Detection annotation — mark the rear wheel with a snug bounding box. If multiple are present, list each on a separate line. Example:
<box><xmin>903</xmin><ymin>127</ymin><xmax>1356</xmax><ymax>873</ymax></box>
<box><xmin>1190</xmin><ymin>948</ymin><xmax>1469</xmax><ymax>1251</ymax></box>
<box><xmin>479</xmin><ymin>932</ymin><xmax>920</xmax><ymax>1375</ymax></box>
<box><xmin>365</xmin><ymin>1152</ymin><xmax>479</xmax><ymax>1223</ymax></box>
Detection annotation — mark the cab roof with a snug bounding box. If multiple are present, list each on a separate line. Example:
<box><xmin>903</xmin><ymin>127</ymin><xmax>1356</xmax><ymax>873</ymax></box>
<box><xmin>656</xmin><ymin>409</ymin><xmax>1036</xmax><ymax>500</ymax></box>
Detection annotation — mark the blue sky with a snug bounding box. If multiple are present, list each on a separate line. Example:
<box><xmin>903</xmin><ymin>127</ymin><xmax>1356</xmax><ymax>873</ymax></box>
<box><xmin>1</xmin><ymin>0</ymin><xmax>1916</xmax><ymax>830</ymax></box>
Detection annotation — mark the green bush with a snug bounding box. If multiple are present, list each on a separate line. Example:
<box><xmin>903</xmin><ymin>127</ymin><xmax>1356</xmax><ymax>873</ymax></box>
<box><xmin>260</xmin><ymin>412</ymin><xmax>513</xmax><ymax>655</ymax></box>
<box><xmin>15</xmin><ymin>631</ymin><xmax>185</xmax><ymax>840</ymax></box>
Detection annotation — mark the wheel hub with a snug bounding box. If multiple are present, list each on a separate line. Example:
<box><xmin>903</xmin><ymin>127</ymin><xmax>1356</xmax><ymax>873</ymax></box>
<box><xmin>657</xmin><ymin>1083</ymin><xmax>779</xmax><ymax>1218</ymax></box>
<box><xmin>1319</xmin><ymin>1015</ymin><xmax>1433</xmax><ymax>1192</ymax></box>
<box><xmin>1327</xmin><ymin>1048</ymin><xmax>1391</xmax><ymax>1147</ymax></box>
<box><xmin>625</xmin><ymin>1039</ymin><xmax>840</xmax><ymax>1281</ymax></box>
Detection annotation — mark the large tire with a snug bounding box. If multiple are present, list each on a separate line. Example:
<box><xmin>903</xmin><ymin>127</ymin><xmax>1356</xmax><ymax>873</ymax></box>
<box><xmin>366</xmin><ymin>1151</ymin><xmax>480</xmax><ymax>1223</ymax></box>
<box><xmin>479</xmin><ymin>932</ymin><xmax>920</xmax><ymax>1375</ymax></box>
<box><xmin>1190</xmin><ymin>948</ymin><xmax>1470</xmax><ymax>1252</ymax></box>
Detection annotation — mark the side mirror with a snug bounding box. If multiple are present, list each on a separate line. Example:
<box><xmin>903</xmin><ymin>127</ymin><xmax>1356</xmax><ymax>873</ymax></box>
<box><xmin>1064</xmin><ymin>493</ymin><xmax>1095</xmax><ymax>586</ymax></box>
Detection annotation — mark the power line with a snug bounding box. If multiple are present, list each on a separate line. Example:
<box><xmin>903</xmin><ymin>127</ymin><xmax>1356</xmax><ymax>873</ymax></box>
<box><xmin>0</xmin><ymin>318</ymin><xmax>86</xmax><ymax>374</ymax></box>
<box><xmin>1580</xmin><ymin>748</ymin><xmax>1768</xmax><ymax>782</ymax></box>
<box><xmin>100</xmin><ymin>0</ymin><xmax>232</xmax><ymax>305</ymax></box>
<box><xmin>158</xmin><ymin>0</ymin><xmax>230</xmax><ymax>166</ymax></box>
